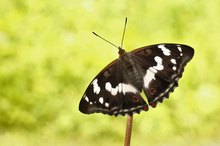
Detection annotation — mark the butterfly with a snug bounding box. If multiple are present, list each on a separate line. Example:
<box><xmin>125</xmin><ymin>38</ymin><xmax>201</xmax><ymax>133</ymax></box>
<box><xmin>79</xmin><ymin>19</ymin><xmax>194</xmax><ymax>116</ymax></box>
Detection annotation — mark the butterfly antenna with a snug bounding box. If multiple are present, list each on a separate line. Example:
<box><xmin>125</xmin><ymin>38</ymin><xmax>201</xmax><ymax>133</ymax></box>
<box><xmin>92</xmin><ymin>32</ymin><xmax>120</xmax><ymax>50</ymax></box>
<box><xmin>120</xmin><ymin>17</ymin><xmax>127</xmax><ymax>48</ymax></box>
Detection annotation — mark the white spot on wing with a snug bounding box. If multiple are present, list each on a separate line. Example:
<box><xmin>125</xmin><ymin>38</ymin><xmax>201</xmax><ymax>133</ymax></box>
<box><xmin>173</xmin><ymin>66</ymin><xmax>177</xmax><ymax>70</ymax></box>
<box><xmin>149</xmin><ymin>67</ymin><xmax>157</xmax><ymax>73</ymax></box>
<box><xmin>85</xmin><ymin>96</ymin><xmax>89</xmax><ymax>102</ymax></box>
<box><xmin>105</xmin><ymin>82</ymin><xmax>111</xmax><ymax>91</ymax></box>
<box><xmin>178</xmin><ymin>46</ymin><xmax>182</xmax><ymax>52</ymax></box>
<box><xmin>121</xmin><ymin>84</ymin><xmax>138</xmax><ymax>95</ymax></box>
<box><xmin>155</xmin><ymin>56</ymin><xmax>162</xmax><ymax>63</ymax></box>
<box><xmin>99</xmin><ymin>97</ymin><xmax>104</xmax><ymax>104</ymax></box>
<box><xmin>105</xmin><ymin>82</ymin><xmax>118</xmax><ymax>96</ymax></box>
<box><xmin>92</xmin><ymin>79</ymin><xmax>100</xmax><ymax>94</ymax></box>
<box><xmin>144</xmin><ymin>69</ymin><xmax>156</xmax><ymax>88</ymax></box>
<box><xmin>154</xmin><ymin>56</ymin><xmax>164</xmax><ymax>70</ymax></box>
<box><xmin>158</xmin><ymin>45</ymin><xmax>171</xmax><ymax>56</ymax></box>
<box><xmin>170</xmin><ymin>59</ymin><xmax>177</xmax><ymax>64</ymax></box>
<box><xmin>105</xmin><ymin>82</ymin><xmax>138</xmax><ymax>96</ymax></box>
<box><xmin>105</xmin><ymin>102</ymin><xmax>109</xmax><ymax>107</ymax></box>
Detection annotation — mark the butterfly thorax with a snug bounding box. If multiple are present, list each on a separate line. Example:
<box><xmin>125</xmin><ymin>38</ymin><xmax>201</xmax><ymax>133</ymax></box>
<box><xmin>119</xmin><ymin>52</ymin><xmax>143</xmax><ymax>91</ymax></box>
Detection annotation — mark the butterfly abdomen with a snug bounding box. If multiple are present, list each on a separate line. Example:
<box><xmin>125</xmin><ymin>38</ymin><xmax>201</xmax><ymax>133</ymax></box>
<box><xmin>120</xmin><ymin>53</ymin><xmax>143</xmax><ymax>91</ymax></box>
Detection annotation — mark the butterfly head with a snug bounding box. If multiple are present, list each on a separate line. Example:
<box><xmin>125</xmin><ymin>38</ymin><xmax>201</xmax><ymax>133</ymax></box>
<box><xmin>118</xmin><ymin>47</ymin><xmax>126</xmax><ymax>56</ymax></box>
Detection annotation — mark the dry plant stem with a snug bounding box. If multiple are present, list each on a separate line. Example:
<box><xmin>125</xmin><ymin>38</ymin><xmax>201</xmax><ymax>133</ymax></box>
<box><xmin>124</xmin><ymin>114</ymin><xmax>133</xmax><ymax>146</ymax></box>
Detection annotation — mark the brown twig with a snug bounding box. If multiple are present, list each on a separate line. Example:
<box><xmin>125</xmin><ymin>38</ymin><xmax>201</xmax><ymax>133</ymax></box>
<box><xmin>124</xmin><ymin>114</ymin><xmax>133</xmax><ymax>146</ymax></box>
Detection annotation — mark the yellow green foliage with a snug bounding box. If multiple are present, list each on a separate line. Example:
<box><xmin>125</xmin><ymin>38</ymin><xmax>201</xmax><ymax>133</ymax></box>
<box><xmin>0</xmin><ymin>0</ymin><xmax>220</xmax><ymax>145</ymax></box>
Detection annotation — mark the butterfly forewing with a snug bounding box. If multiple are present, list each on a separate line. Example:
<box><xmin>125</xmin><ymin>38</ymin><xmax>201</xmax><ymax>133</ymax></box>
<box><xmin>131</xmin><ymin>44</ymin><xmax>194</xmax><ymax>107</ymax></box>
<box><xmin>79</xmin><ymin>58</ymin><xmax>148</xmax><ymax>116</ymax></box>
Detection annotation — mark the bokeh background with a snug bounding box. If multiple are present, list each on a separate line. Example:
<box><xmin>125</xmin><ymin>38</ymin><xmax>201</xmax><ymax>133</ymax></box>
<box><xmin>0</xmin><ymin>0</ymin><xmax>220</xmax><ymax>146</ymax></box>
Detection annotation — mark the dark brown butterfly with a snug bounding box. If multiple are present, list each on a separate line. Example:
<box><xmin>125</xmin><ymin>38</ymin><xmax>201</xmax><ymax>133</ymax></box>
<box><xmin>79</xmin><ymin>18</ymin><xmax>194</xmax><ymax>116</ymax></box>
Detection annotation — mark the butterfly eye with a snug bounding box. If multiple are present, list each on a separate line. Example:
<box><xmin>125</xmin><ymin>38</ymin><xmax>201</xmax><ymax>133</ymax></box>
<box><xmin>150</xmin><ymin>88</ymin><xmax>156</xmax><ymax>95</ymax></box>
<box><xmin>132</xmin><ymin>96</ymin><xmax>138</xmax><ymax>102</ymax></box>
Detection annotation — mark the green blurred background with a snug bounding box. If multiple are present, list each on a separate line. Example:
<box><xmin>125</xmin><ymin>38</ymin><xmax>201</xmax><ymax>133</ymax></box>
<box><xmin>0</xmin><ymin>0</ymin><xmax>220</xmax><ymax>146</ymax></box>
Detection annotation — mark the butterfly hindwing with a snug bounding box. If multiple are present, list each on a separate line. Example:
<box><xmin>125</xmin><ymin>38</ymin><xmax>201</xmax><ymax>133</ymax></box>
<box><xmin>131</xmin><ymin>43</ymin><xmax>194</xmax><ymax>107</ymax></box>
<box><xmin>79</xmin><ymin>59</ymin><xmax>148</xmax><ymax>116</ymax></box>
